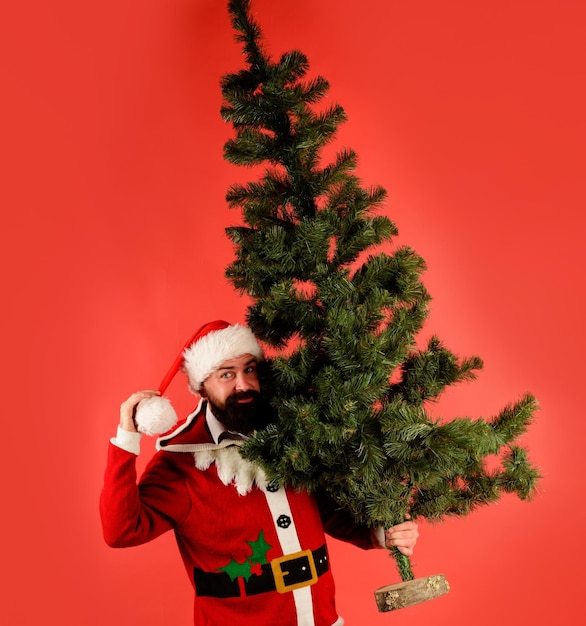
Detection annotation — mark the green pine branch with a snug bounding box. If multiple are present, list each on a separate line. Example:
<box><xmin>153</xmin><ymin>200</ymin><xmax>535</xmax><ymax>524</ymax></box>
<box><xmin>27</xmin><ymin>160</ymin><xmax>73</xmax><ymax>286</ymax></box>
<box><xmin>221</xmin><ymin>0</ymin><xmax>540</xmax><ymax>583</ymax></box>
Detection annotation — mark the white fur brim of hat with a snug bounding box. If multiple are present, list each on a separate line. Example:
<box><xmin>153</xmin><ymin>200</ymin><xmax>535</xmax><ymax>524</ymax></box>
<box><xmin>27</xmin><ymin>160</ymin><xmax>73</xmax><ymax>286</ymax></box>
<box><xmin>183</xmin><ymin>324</ymin><xmax>263</xmax><ymax>390</ymax></box>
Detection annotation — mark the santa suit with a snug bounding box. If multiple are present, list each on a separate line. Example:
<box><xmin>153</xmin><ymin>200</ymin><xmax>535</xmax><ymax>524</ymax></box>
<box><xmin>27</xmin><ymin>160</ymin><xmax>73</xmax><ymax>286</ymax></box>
<box><xmin>100</xmin><ymin>399</ymin><xmax>377</xmax><ymax>626</ymax></box>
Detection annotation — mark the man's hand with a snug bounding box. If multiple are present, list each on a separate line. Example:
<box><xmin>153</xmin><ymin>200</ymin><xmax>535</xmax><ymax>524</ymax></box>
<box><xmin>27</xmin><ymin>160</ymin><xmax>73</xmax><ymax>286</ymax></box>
<box><xmin>119</xmin><ymin>390</ymin><xmax>160</xmax><ymax>432</ymax></box>
<box><xmin>384</xmin><ymin>519</ymin><xmax>419</xmax><ymax>556</ymax></box>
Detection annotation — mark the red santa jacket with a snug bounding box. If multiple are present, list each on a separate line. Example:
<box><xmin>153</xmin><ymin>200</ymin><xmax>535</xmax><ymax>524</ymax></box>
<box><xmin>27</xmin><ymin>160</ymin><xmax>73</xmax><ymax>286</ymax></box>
<box><xmin>100</xmin><ymin>400</ymin><xmax>376</xmax><ymax>626</ymax></box>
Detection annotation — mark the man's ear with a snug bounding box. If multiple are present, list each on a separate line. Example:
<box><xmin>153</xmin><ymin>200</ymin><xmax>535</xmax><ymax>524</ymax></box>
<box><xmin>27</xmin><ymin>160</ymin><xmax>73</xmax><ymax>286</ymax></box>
<box><xmin>199</xmin><ymin>386</ymin><xmax>207</xmax><ymax>398</ymax></box>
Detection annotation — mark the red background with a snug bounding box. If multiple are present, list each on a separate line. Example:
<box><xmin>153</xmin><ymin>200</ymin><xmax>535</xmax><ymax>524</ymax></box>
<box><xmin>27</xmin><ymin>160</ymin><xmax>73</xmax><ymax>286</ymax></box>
<box><xmin>1</xmin><ymin>0</ymin><xmax>584</xmax><ymax>624</ymax></box>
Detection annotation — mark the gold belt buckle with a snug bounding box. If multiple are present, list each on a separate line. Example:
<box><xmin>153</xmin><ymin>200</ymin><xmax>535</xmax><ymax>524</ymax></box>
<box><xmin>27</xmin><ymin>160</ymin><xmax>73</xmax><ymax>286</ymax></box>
<box><xmin>270</xmin><ymin>549</ymin><xmax>318</xmax><ymax>593</ymax></box>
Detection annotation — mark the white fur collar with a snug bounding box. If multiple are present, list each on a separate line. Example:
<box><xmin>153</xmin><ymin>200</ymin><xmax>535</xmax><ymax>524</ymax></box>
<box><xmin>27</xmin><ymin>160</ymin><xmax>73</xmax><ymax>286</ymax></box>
<box><xmin>193</xmin><ymin>446</ymin><xmax>268</xmax><ymax>496</ymax></box>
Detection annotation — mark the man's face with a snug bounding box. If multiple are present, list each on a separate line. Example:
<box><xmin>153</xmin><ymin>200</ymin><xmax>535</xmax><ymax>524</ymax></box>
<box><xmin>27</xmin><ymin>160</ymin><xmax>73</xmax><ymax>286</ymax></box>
<box><xmin>201</xmin><ymin>354</ymin><xmax>264</xmax><ymax>434</ymax></box>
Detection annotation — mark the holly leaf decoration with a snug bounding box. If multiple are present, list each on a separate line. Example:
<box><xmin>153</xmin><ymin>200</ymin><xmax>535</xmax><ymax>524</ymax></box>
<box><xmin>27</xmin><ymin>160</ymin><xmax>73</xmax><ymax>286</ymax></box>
<box><xmin>218</xmin><ymin>559</ymin><xmax>252</xmax><ymax>582</ymax></box>
<box><xmin>247</xmin><ymin>530</ymin><xmax>271</xmax><ymax>565</ymax></box>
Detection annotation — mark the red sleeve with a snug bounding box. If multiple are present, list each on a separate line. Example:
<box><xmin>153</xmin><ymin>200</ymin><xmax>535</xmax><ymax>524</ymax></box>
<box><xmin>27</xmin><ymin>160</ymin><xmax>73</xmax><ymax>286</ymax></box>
<box><xmin>99</xmin><ymin>443</ymin><xmax>191</xmax><ymax>548</ymax></box>
<box><xmin>316</xmin><ymin>490</ymin><xmax>375</xmax><ymax>550</ymax></box>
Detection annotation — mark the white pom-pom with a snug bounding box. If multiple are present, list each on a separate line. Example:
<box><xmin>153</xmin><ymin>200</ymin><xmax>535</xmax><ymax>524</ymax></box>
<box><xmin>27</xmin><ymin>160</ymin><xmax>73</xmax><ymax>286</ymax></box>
<box><xmin>135</xmin><ymin>396</ymin><xmax>178</xmax><ymax>436</ymax></box>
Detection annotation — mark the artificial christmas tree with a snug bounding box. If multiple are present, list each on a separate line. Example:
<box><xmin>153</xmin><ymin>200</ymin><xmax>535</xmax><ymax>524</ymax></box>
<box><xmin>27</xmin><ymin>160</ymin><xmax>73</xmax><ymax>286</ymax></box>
<box><xmin>221</xmin><ymin>0</ymin><xmax>539</xmax><ymax>610</ymax></box>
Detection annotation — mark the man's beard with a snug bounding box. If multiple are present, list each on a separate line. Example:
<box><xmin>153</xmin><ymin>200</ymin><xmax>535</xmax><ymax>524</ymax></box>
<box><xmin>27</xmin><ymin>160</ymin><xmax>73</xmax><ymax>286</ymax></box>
<box><xmin>207</xmin><ymin>390</ymin><xmax>272</xmax><ymax>435</ymax></box>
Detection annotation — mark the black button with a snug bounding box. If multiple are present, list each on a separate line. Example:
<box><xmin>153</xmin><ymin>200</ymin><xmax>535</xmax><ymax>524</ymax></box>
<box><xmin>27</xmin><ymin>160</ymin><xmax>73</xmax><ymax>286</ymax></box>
<box><xmin>277</xmin><ymin>515</ymin><xmax>291</xmax><ymax>528</ymax></box>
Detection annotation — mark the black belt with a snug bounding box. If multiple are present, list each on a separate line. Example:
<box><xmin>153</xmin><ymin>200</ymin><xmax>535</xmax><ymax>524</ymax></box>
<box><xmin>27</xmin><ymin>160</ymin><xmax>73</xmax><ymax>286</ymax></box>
<box><xmin>194</xmin><ymin>544</ymin><xmax>329</xmax><ymax>598</ymax></box>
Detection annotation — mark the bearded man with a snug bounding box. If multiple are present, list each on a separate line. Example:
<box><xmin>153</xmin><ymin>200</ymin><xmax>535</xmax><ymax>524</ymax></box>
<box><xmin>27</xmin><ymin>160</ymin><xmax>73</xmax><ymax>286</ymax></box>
<box><xmin>100</xmin><ymin>320</ymin><xmax>418</xmax><ymax>626</ymax></box>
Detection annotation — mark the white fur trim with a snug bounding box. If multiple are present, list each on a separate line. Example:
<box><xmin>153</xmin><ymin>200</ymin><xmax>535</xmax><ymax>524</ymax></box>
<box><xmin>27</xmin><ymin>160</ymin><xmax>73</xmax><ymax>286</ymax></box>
<box><xmin>111</xmin><ymin>426</ymin><xmax>142</xmax><ymax>455</ymax></box>
<box><xmin>261</xmin><ymin>476</ymin><xmax>315</xmax><ymax>624</ymax></box>
<box><xmin>135</xmin><ymin>396</ymin><xmax>178</xmax><ymax>436</ymax></box>
<box><xmin>183</xmin><ymin>324</ymin><xmax>263</xmax><ymax>390</ymax></box>
<box><xmin>193</xmin><ymin>447</ymin><xmax>268</xmax><ymax>496</ymax></box>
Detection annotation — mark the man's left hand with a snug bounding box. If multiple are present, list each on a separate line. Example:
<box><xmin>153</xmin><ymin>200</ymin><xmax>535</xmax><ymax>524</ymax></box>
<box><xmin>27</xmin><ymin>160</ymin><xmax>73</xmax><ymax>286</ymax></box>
<box><xmin>384</xmin><ymin>520</ymin><xmax>419</xmax><ymax>556</ymax></box>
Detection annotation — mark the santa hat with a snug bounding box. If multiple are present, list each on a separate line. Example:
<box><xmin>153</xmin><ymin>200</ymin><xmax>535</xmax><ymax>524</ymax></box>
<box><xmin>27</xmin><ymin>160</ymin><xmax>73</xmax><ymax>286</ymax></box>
<box><xmin>135</xmin><ymin>320</ymin><xmax>264</xmax><ymax>436</ymax></box>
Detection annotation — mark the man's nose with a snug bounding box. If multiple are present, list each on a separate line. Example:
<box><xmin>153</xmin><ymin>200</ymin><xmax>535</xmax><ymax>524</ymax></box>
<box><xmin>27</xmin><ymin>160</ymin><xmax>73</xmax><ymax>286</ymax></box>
<box><xmin>234</xmin><ymin>373</ymin><xmax>252</xmax><ymax>391</ymax></box>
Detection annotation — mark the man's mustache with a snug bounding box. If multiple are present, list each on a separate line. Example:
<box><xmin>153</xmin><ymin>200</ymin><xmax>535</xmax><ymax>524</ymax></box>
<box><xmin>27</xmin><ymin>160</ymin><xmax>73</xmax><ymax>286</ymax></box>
<box><xmin>228</xmin><ymin>390</ymin><xmax>260</xmax><ymax>403</ymax></box>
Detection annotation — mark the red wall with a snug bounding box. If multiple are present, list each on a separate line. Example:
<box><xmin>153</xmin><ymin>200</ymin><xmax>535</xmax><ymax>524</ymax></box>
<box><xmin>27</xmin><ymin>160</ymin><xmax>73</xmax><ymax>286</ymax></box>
<box><xmin>2</xmin><ymin>1</ymin><xmax>584</xmax><ymax>623</ymax></box>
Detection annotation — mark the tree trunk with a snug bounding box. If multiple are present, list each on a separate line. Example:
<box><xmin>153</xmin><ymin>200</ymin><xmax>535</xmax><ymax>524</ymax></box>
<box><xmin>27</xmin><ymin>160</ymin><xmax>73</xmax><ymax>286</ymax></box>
<box><xmin>374</xmin><ymin>574</ymin><xmax>450</xmax><ymax>612</ymax></box>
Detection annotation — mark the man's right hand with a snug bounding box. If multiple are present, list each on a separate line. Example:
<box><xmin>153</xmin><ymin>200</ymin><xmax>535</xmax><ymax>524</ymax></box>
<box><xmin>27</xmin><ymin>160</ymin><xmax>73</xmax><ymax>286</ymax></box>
<box><xmin>119</xmin><ymin>390</ymin><xmax>160</xmax><ymax>432</ymax></box>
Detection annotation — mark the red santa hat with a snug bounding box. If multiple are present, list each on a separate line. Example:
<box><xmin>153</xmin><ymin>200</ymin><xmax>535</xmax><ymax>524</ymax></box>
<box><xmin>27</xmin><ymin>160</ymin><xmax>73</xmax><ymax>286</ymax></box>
<box><xmin>135</xmin><ymin>320</ymin><xmax>264</xmax><ymax>436</ymax></box>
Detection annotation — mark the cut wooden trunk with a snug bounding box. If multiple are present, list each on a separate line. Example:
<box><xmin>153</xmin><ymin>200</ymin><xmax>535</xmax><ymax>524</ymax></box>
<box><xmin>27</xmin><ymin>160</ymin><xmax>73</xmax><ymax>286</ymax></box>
<box><xmin>374</xmin><ymin>574</ymin><xmax>450</xmax><ymax>612</ymax></box>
